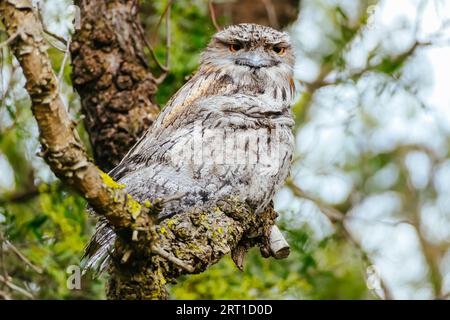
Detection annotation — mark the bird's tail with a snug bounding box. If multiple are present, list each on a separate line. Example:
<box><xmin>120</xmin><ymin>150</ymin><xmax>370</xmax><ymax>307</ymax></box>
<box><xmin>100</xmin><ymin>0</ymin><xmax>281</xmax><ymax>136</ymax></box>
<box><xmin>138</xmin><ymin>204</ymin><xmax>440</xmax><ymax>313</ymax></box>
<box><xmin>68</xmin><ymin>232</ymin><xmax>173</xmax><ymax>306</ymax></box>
<box><xmin>81</xmin><ymin>218</ymin><xmax>116</xmax><ymax>275</ymax></box>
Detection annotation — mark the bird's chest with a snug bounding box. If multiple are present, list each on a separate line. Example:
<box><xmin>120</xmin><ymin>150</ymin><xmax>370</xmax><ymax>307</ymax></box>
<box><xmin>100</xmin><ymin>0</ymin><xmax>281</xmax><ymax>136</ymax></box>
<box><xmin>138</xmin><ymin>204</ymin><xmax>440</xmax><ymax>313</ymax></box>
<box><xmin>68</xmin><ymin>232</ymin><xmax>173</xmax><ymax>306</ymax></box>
<box><xmin>167</xmin><ymin>119</ymin><xmax>293</xmax><ymax>195</ymax></box>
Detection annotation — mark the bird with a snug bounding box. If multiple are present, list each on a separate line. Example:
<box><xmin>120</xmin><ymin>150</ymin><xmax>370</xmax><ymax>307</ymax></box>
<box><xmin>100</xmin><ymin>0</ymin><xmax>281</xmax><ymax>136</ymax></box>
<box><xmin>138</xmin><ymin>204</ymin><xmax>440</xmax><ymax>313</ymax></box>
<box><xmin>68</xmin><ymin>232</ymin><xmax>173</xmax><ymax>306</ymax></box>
<box><xmin>83</xmin><ymin>23</ymin><xmax>296</xmax><ymax>273</ymax></box>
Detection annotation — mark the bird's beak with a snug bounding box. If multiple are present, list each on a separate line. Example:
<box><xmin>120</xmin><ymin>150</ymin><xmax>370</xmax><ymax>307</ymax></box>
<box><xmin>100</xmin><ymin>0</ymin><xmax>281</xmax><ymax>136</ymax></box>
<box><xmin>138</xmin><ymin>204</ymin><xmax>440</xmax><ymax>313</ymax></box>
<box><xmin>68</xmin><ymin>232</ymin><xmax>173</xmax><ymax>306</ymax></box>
<box><xmin>235</xmin><ymin>50</ymin><xmax>277</xmax><ymax>69</ymax></box>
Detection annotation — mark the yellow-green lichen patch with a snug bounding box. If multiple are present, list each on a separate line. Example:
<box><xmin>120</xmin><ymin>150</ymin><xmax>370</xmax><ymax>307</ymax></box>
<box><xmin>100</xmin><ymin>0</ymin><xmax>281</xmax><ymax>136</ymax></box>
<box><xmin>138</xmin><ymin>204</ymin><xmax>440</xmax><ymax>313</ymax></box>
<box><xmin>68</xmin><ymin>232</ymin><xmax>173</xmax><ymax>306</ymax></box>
<box><xmin>160</xmin><ymin>226</ymin><xmax>168</xmax><ymax>235</ymax></box>
<box><xmin>167</xmin><ymin>219</ymin><xmax>175</xmax><ymax>230</ymax></box>
<box><xmin>157</xmin><ymin>269</ymin><xmax>167</xmax><ymax>285</ymax></box>
<box><xmin>126</xmin><ymin>194</ymin><xmax>142</xmax><ymax>220</ymax></box>
<box><xmin>175</xmin><ymin>227</ymin><xmax>188</xmax><ymax>239</ymax></box>
<box><xmin>143</xmin><ymin>199</ymin><xmax>152</xmax><ymax>208</ymax></box>
<box><xmin>99</xmin><ymin>169</ymin><xmax>125</xmax><ymax>190</ymax></box>
<box><xmin>188</xmin><ymin>243</ymin><xmax>204</xmax><ymax>253</ymax></box>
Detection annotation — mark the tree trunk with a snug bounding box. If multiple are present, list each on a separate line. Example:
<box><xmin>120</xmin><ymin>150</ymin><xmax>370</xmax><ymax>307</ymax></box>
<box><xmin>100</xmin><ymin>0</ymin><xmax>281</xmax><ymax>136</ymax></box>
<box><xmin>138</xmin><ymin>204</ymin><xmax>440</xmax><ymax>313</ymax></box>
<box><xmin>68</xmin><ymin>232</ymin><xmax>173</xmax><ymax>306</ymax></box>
<box><xmin>71</xmin><ymin>0</ymin><xmax>160</xmax><ymax>171</ymax></box>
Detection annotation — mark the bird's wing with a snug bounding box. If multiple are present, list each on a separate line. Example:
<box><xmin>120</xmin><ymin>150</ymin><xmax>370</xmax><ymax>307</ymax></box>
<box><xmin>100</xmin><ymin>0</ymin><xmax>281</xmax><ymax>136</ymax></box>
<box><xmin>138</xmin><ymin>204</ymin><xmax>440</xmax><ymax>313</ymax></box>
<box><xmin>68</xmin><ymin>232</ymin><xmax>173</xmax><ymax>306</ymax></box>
<box><xmin>109</xmin><ymin>69</ymin><xmax>230</xmax><ymax>181</ymax></box>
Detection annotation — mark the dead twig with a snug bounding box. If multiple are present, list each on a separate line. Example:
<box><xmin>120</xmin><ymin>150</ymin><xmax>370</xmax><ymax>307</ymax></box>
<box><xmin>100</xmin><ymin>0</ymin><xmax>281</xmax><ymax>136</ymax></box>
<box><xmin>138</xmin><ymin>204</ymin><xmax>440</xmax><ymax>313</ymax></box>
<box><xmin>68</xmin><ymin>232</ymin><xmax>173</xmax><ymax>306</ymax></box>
<box><xmin>208</xmin><ymin>0</ymin><xmax>221</xmax><ymax>32</ymax></box>
<box><xmin>151</xmin><ymin>245</ymin><xmax>194</xmax><ymax>273</ymax></box>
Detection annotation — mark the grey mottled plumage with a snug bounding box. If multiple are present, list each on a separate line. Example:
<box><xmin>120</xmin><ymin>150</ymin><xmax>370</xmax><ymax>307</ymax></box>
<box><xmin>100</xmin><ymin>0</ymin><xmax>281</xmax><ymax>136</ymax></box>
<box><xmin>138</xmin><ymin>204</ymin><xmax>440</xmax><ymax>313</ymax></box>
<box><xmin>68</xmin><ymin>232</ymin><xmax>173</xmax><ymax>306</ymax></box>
<box><xmin>83</xmin><ymin>24</ymin><xmax>296</xmax><ymax>272</ymax></box>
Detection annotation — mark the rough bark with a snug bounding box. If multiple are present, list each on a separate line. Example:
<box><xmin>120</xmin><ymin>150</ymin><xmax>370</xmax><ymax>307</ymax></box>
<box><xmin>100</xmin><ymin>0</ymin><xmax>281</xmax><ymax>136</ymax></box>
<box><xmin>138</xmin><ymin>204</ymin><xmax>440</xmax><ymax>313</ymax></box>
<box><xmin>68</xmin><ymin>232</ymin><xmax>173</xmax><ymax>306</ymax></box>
<box><xmin>107</xmin><ymin>200</ymin><xmax>277</xmax><ymax>299</ymax></box>
<box><xmin>1</xmin><ymin>0</ymin><xmax>281</xmax><ymax>300</ymax></box>
<box><xmin>71</xmin><ymin>0</ymin><xmax>160</xmax><ymax>171</ymax></box>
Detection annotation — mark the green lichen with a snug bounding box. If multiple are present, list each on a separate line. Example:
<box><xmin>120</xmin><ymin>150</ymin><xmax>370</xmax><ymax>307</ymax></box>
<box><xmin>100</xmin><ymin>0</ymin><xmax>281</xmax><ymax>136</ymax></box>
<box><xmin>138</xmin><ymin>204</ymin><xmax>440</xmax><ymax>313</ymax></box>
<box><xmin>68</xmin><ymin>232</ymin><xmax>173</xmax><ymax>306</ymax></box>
<box><xmin>126</xmin><ymin>194</ymin><xmax>142</xmax><ymax>220</ymax></box>
<box><xmin>99</xmin><ymin>169</ymin><xmax>126</xmax><ymax>190</ymax></box>
<box><xmin>167</xmin><ymin>219</ymin><xmax>175</xmax><ymax>229</ymax></box>
<box><xmin>188</xmin><ymin>243</ymin><xmax>203</xmax><ymax>253</ymax></box>
<box><xmin>175</xmin><ymin>227</ymin><xmax>188</xmax><ymax>239</ymax></box>
<box><xmin>100</xmin><ymin>169</ymin><xmax>142</xmax><ymax>218</ymax></box>
<box><xmin>143</xmin><ymin>200</ymin><xmax>152</xmax><ymax>208</ymax></box>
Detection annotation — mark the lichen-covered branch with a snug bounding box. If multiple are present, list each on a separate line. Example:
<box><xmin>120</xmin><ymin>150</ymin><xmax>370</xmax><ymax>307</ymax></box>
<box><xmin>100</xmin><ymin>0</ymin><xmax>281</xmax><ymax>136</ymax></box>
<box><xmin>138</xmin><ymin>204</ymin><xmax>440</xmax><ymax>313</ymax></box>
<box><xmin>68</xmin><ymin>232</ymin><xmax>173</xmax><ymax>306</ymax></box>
<box><xmin>1</xmin><ymin>0</ymin><xmax>282</xmax><ymax>299</ymax></box>
<box><xmin>71</xmin><ymin>0</ymin><xmax>161</xmax><ymax>171</ymax></box>
<box><xmin>107</xmin><ymin>200</ymin><xmax>278</xmax><ymax>299</ymax></box>
<box><xmin>0</xmin><ymin>0</ymin><xmax>152</xmax><ymax>238</ymax></box>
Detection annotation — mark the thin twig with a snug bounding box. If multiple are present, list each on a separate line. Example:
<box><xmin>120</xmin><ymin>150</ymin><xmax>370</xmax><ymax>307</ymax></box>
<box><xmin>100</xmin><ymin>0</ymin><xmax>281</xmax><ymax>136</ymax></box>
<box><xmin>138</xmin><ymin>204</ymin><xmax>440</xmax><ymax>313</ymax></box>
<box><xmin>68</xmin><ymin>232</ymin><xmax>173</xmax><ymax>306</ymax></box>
<box><xmin>261</xmin><ymin>0</ymin><xmax>279</xmax><ymax>29</ymax></box>
<box><xmin>135</xmin><ymin>20</ymin><xmax>168</xmax><ymax>74</ymax></box>
<box><xmin>137</xmin><ymin>1</ymin><xmax>173</xmax><ymax>81</ymax></box>
<box><xmin>151</xmin><ymin>0</ymin><xmax>174</xmax><ymax>45</ymax></box>
<box><xmin>340</xmin><ymin>222</ymin><xmax>394</xmax><ymax>300</ymax></box>
<box><xmin>0</xmin><ymin>230</ymin><xmax>8</xmax><ymax>283</ymax></box>
<box><xmin>0</xmin><ymin>274</ymin><xmax>34</xmax><ymax>299</ymax></box>
<box><xmin>4</xmin><ymin>240</ymin><xmax>43</xmax><ymax>274</ymax></box>
<box><xmin>151</xmin><ymin>245</ymin><xmax>194</xmax><ymax>273</ymax></box>
<box><xmin>285</xmin><ymin>178</ymin><xmax>344</xmax><ymax>222</ymax></box>
<box><xmin>208</xmin><ymin>0</ymin><xmax>221</xmax><ymax>31</ymax></box>
<box><xmin>35</xmin><ymin>2</ymin><xmax>67</xmax><ymax>47</ymax></box>
<box><xmin>286</xmin><ymin>179</ymin><xmax>394</xmax><ymax>299</ymax></box>
<box><xmin>58</xmin><ymin>37</ymin><xmax>71</xmax><ymax>86</ymax></box>
<box><xmin>286</xmin><ymin>178</ymin><xmax>413</xmax><ymax>227</ymax></box>
<box><xmin>0</xmin><ymin>29</ymin><xmax>20</xmax><ymax>50</ymax></box>
<box><xmin>43</xmin><ymin>30</ymin><xmax>67</xmax><ymax>49</ymax></box>
<box><xmin>155</xmin><ymin>0</ymin><xmax>173</xmax><ymax>84</ymax></box>
<box><xmin>0</xmin><ymin>189</ymin><xmax>39</xmax><ymax>206</ymax></box>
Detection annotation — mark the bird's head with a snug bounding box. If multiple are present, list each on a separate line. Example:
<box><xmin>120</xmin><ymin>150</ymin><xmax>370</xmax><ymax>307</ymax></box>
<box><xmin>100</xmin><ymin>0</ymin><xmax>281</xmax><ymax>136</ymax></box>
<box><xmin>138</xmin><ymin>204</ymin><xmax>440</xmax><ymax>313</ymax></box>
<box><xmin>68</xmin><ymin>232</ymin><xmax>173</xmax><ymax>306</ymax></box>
<box><xmin>201</xmin><ymin>23</ymin><xmax>295</xmax><ymax>81</ymax></box>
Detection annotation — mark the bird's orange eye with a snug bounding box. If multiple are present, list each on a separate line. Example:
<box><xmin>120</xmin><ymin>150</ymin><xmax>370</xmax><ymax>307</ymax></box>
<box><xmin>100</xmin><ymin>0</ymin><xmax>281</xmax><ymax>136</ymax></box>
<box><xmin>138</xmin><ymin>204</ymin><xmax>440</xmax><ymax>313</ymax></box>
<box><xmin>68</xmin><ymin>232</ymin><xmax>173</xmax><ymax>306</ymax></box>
<box><xmin>229</xmin><ymin>43</ymin><xmax>242</xmax><ymax>52</ymax></box>
<box><xmin>273</xmin><ymin>46</ymin><xmax>286</xmax><ymax>56</ymax></box>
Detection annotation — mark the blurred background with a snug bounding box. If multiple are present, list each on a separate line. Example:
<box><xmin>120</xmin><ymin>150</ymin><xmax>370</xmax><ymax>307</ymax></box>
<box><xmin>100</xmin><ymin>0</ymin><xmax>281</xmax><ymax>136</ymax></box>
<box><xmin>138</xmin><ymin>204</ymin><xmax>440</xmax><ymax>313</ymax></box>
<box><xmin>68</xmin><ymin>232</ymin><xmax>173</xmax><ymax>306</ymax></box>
<box><xmin>1</xmin><ymin>0</ymin><xmax>450</xmax><ymax>299</ymax></box>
